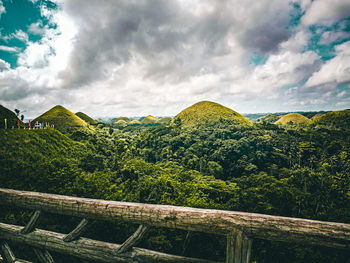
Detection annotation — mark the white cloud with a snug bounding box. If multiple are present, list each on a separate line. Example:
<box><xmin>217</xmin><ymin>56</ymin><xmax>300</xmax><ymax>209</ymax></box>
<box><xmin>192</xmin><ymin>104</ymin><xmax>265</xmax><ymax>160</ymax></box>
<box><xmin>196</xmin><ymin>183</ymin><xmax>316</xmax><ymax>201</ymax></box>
<box><xmin>1</xmin><ymin>0</ymin><xmax>349</xmax><ymax>118</ymax></box>
<box><xmin>0</xmin><ymin>0</ymin><xmax>5</xmax><ymax>18</ymax></box>
<box><xmin>319</xmin><ymin>31</ymin><xmax>350</xmax><ymax>45</ymax></box>
<box><xmin>302</xmin><ymin>0</ymin><xmax>350</xmax><ymax>25</ymax></box>
<box><xmin>305</xmin><ymin>41</ymin><xmax>350</xmax><ymax>87</ymax></box>
<box><xmin>0</xmin><ymin>45</ymin><xmax>20</xmax><ymax>52</ymax></box>
<box><xmin>0</xmin><ymin>59</ymin><xmax>10</xmax><ymax>71</ymax></box>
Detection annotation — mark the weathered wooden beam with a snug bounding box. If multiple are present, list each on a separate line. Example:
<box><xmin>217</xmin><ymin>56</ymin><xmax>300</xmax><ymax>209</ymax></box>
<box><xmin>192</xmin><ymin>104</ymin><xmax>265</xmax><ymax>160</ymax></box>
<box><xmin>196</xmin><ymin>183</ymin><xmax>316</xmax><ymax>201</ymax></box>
<box><xmin>0</xmin><ymin>241</ymin><xmax>15</xmax><ymax>263</ymax></box>
<box><xmin>0</xmin><ymin>188</ymin><xmax>349</xmax><ymax>249</ymax></box>
<box><xmin>0</xmin><ymin>255</ymin><xmax>32</xmax><ymax>263</ymax></box>
<box><xmin>116</xmin><ymin>224</ymin><xmax>149</xmax><ymax>253</ymax></box>
<box><xmin>226</xmin><ymin>231</ymin><xmax>252</xmax><ymax>263</ymax></box>
<box><xmin>21</xmin><ymin>210</ymin><xmax>41</xmax><ymax>234</ymax></box>
<box><xmin>0</xmin><ymin>222</ymin><xmax>219</xmax><ymax>263</ymax></box>
<box><xmin>63</xmin><ymin>218</ymin><xmax>88</xmax><ymax>242</ymax></box>
<box><xmin>33</xmin><ymin>249</ymin><xmax>54</xmax><ymax>263</ymax></box>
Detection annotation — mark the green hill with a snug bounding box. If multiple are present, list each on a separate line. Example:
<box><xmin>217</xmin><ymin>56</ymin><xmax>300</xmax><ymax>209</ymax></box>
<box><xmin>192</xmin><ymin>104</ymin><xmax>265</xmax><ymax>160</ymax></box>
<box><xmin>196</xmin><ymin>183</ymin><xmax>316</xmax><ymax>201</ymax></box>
<box><xmin>115</xmin><ymin>117</ymin><xmax>130</xmax><ymax>123</ymax></box>
<box><xmin>256</xmin><ymin>114</ymin><xmax>281</xmax><ymax>124</ymax></box>
<box><xmin>173</xmin><ymin>101</ymin><xmax>252</xmax><ymax>127</ymax></box>
<box><xmin>158</xmin><ymin>117</ymin><xmax>172</xmax><ymax>124</ymax></box>
<box><xmin>129</xmin><ymin>120</ymin><xmax>141</xmax><ymax>126</ymax></box>
<box><xmin>33</xmin><ymin>105</ymin><xmax>90</xmax><ymax>133</ymax></box>
<box><xmin>0</xmin><ymin>129</ymin><xmax>87</xmax><ymax>191</ymax></box>
<box><xmin>141</xmin><ymin>115</ymin><xmax>158</xmax><ymax>124</ymax></box>
<box><xmin>311</xmin><ymin>113</ymin><xmax>325</xmax><ymax>120</ymax></box>
<box><xmin>0</xmin><ymin>105</ymin><xmax>23</xmax><ymax>128</ymax></box>
<box><xmin>275</xmin><ymin>113</ymin><xmax>310</xmax><ymax>125</ymax></box>
<box><xmin>76</xmin><ymin>112</ymin><xmax>98</xmax><ymax>125</ymax></box>
<box><xmin>115</xmin><ymin>119</ymin><xmax>128</xmax><ymax>127</ymax></box>
<box><xmin>311</xmin><ymin>109</ymin><xmax>350</xmax><ymax>128</ymax></box>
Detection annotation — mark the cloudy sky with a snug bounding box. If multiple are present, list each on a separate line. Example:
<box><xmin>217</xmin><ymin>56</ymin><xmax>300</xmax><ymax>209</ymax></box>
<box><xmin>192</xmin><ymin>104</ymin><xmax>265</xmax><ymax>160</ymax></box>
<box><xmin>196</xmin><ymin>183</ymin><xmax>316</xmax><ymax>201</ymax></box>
<box><xmin>0</xmin><ymin>0</ymin><xmax>350</xmax><ymax>118</ymax></box>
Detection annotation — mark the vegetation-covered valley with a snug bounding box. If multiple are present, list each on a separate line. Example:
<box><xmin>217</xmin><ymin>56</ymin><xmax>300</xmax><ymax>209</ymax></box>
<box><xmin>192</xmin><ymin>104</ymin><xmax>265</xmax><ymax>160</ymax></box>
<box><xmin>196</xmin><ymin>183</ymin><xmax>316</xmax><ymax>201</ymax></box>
<box><xmin>0</xmin><ymin>102</ymin><xmax>349</xmax><ymax>263</ymax></box>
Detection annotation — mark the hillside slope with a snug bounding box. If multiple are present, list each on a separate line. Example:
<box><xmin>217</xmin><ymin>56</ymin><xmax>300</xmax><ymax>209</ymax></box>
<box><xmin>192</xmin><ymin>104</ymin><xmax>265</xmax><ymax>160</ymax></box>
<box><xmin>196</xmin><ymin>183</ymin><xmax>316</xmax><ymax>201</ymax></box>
<box><xmin>311</xmin><ymin>109</ymin><xmax>350</xmax><ymax>128</ymax></box>
<box><xmin>76</xmin><ymin>112</ymin><xmax>98</xmax><ymax>125</ymax></box>
<box><xmin>33</xmin><ymin>105</ymin><xmax>90</xmax><ymax>133</ymax></box>
<box><xmin>0</xmin><ymin>105</ymin><xmax>22</xmax><ymax>128</ymax></box>
<box><xmin>275</xmin><ymin>113</ymin><xmax>310</xmax><ymax>125</ymax></box>
<box><xmin>173</xmin><ymin>101</ymin><xmax>252</xmax><ymax>127</ymax></box>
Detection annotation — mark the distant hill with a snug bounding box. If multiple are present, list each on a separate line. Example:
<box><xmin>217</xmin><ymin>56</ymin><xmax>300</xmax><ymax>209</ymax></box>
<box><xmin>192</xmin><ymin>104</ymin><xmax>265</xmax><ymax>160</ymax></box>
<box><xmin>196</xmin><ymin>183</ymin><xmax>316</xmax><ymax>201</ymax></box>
<box><xmin>311</xmin><ymin>109</ymin><xmax>350</xmax><ymax>128</ymax></box>
<box><xmin>158</xmin><ymin>117</ymin><xmax>172</xmax><ymax>124</ymax></box>
<box><xmin>129</xmin><ymin>120</ymin><xmax>141</xmax><ymax>126</ymax></box>
<box><xmin>256</xmin><ymin>114</ymin><xmax>281</xmax><ymax>124</ymax></box>
<box><xmin>141</xmin><ymin>115</ymin><xmax>158</xmax><ymax>124</ymax></box>
<box><xmin>311</xmin><ymin>113</ymin><xmax>324</xmax><ymax>120</ymax></box>
<box><xmin>116</xmin><ymin>117</ymin><xmax>130</xmax><ymax>122</ymax></box>
<box><xmin>33</xmin><ymin>105</ymin><xmax>90</xmax><ymax>133</ymax></box>
<box><xmin>115</xmin><ymin>119</ymin><xmax>128</xmax><ymax>127</ymax></box>
<box><xmin>76</xmin><ymin>112</ymin><xmax>98</xmax><ymax>125</ymax></box>
<box><xmin>173</xmin><ymin>101</ymin><xmax>252</xmax><ymax>127</ymax></box>
<box><xmin>0</xmin><ymin>105</ymin><xmax>22</xmax><ymax>128</ymax></box>
<box><xmin>275</xmin><ymin>113</ymin><xmax>310</xmax><ymax>125</ymax></box>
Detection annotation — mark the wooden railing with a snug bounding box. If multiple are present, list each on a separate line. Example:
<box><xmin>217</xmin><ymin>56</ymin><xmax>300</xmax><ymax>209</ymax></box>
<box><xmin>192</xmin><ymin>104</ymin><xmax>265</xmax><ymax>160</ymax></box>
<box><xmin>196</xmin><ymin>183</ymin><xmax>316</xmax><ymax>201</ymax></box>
<box><xmin>0</xmin><ymin>188</ymin><xmax>349</xmax><ymax>263</ymax></box>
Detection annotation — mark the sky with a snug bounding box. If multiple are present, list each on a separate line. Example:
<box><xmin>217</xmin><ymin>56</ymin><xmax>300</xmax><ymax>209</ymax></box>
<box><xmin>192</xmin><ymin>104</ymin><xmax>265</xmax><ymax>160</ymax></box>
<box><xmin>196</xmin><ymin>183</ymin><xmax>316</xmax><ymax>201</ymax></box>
<box><xmin>0</xmin><ymin>0</ymin><xmax>350</xmax><ymax>118</ymax></box>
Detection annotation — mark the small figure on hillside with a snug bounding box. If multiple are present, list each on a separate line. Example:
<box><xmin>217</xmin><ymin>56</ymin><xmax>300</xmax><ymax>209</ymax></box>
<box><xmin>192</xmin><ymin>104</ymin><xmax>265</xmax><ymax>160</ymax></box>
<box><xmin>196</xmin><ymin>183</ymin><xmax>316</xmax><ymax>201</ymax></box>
<box><xmin>29</xmin><ymin>120</ymin><xmax>31</xmax><ymax>129</ymax></box>
<box><xmin>17</xmin><ymin>120</ymin><xmax>20</xmax><ymax>129</ymax></box>
<box><xmin>4</xmin><ymin>118</ymin><xmax>7</xmax><ymax>129</ymax></box>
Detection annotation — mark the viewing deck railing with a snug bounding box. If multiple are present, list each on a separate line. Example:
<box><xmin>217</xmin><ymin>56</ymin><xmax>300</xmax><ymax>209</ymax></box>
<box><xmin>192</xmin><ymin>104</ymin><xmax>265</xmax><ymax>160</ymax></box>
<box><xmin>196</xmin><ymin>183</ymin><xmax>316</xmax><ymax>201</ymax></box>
<box><xmin>0</xmin><ymin>188</ymin><xmax>349</xmax><ymax>263</ymax></box>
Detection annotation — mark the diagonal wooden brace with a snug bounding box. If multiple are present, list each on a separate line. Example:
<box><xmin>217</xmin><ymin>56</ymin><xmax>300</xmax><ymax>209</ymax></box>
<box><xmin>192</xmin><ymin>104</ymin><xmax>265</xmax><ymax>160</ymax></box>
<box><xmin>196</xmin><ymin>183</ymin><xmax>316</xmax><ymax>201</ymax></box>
<box><xmin>116</xmin><ymin>224</ymin><xmax>149</xmax><ymax>254</ymax></box>
<box><xmin>63</xmin><ymin>218</ymin><xmax>89</xmax><ymax>242</ymax></box>
<box><xmin>0</xmin><ymin>241</ymin><xmax>15</xmax><ymax>263</ymax></box>
<box><xmin>21</xmin><ymin>210</ymin><xmax>41</xmax><ymax>234</ymax></box>
<box><xmin>33</xmin><ymin>249</ymin><xmax>54</xmax><ymax>263</ymax></box>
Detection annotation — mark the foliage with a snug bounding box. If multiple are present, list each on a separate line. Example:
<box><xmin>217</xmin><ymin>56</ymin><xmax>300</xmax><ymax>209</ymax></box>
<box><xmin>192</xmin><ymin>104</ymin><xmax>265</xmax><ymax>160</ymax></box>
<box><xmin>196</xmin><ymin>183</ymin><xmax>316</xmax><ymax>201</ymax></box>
<box><xmin>0</xmin><ymin>106</ymin><xmax>349</xmax><ymax>263</ymax></box>
<box><xmin>173</xmin><ymin>101</ymin><xmax>252</xmax><ymax>127</ymax></box>
<box><xmin>33</xmin><ymin>105</ymin><xmax>92</xmax><ymax>133</ymax></box>
<box><xmin>75</xmin><ymin>111</ymin><xmax>98</xmax><ymax>125</ymax></box>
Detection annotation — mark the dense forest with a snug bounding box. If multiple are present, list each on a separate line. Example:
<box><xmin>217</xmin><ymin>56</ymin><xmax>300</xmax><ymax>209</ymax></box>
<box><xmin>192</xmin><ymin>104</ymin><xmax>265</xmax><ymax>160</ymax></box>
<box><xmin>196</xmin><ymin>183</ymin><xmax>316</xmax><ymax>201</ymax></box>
<box><xmin>0</xmin><ymin>103</ymin><xmax>349</xmax><ymax>263</ymax></box>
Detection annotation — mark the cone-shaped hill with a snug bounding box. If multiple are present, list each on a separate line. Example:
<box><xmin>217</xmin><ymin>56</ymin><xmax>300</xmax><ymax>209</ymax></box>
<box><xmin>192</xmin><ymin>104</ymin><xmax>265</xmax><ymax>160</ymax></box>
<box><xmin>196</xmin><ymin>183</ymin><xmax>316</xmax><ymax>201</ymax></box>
<box><xmin>115</xmin><ymin>117</ymin><xmax>130</xmax><ymax>122</ymax></box>
<box><xmin>256</xmin><ymin>114</ymin><xmax>281</xmax><ymax>124</ymax></box>
<box><xmin>0</xmin><ymin>105</ymin><xmax>23</xmax><ymax>128</ymax></box>
<box><xmin>76</xmin><ymin>112</ymin><xmax>98</xmax><ymax>125</ymax></box>
<box><xmin>173</xmin><ymin>101</ymin><xmax>252</xmax><ymax>127</ymax></box>
<box><xmin>33</xmin><ymin>105</ymin><xmax>90</xmax><ymax>133</ymax></box>
<box><xmin>311</xmin><ymin>109</ymin><xmax>350</xmax><ymax>128</ymax></box>
<box><xmin>275</xmin><ymin>113</ymin><xmax>310</xmax><ymax>125</ymax></box>
<box><xmin>141</xmin><ymin>115</ymin><xmax>158</xmax><ymax>124</ymax></box>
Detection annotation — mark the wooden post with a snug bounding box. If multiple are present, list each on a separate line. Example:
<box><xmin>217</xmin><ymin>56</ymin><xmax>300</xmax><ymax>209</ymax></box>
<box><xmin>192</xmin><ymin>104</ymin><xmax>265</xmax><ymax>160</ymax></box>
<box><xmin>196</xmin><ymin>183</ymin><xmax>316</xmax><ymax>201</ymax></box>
<box><xmin>226</xmin><ymin>231</ymin><xmax>252</xmax><ymax>263</ymax></box>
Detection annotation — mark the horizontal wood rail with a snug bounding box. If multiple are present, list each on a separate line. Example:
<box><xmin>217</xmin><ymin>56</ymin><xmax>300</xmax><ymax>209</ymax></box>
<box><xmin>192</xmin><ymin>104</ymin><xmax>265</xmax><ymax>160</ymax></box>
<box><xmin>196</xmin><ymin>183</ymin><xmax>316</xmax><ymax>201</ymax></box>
<box><xmin>0</xmin><ymin>188</ymin><xmax>349</xmax><ymax>263</ymax></box>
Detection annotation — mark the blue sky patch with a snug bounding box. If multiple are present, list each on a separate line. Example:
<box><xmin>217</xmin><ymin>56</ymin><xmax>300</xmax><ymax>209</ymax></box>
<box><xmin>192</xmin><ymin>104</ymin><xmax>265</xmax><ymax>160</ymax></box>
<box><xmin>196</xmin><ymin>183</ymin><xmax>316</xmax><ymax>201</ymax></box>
<box><xmin>0</xmin><ymin>0</ymin><xmax>57</xmax><ymax>68</ymax></box>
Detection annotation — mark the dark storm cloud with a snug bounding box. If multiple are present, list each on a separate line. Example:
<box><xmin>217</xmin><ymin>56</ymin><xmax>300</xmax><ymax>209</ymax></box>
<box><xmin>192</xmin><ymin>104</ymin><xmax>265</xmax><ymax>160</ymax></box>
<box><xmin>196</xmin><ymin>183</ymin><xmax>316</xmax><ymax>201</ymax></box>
<box><xmin>58</xmin><ymin>0</ymin><xmax>293</xmax><ymax>88</ymax></box>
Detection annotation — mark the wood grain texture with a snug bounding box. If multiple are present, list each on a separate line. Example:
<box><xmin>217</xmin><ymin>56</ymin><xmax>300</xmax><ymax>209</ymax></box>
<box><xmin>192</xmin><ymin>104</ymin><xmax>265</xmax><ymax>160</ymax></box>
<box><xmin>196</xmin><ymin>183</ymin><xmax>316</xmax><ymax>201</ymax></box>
<box><xmin>0</xmin><ymin>223</ymin><xmax>219</xmax><ymax>263</ymax></box>
<box><xmin>116</xmin><ymin>225</ymin><xmax>149</xmax><ymax>253</ymax></box>
<box><xmin>63</xmin><ymin>218</ymin><xmax>88</xmax><ymax>242</ymax></box>
<box><xmin>0</xmin><ymin>188</ymin><xmax>349</xmax><ymax>249</ymax></box>
<box><xmin>21</xmin><ymin>210</ymin><xmax>41</xmax><ymax>234</ymax></box>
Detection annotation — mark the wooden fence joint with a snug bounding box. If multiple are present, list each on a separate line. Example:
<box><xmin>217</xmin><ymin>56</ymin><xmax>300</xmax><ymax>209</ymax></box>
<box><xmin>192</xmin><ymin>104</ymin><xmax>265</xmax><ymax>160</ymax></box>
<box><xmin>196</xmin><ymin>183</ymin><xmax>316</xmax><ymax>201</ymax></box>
<box><xmin>116</xmin><ymin>224</ymin><xmax>149</xmax><ymax>254</ymax></box>
<box><xmin>63</xmin><ymin>218</ymin><xmax>88</xmax><ymax>242</ymax></box>
<box><xmin>21</xmin><ymin>210</ymin><xmax>41</xmax><ymax>234</ymax></box>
